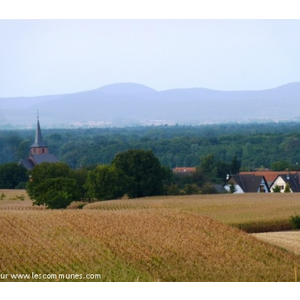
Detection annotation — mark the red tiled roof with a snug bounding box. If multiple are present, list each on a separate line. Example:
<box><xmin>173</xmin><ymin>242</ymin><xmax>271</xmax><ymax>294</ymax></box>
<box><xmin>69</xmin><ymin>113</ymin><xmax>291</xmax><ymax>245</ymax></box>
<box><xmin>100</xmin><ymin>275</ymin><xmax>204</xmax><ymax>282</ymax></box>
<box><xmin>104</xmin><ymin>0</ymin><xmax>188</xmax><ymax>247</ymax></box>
<box><xmin>239</xmin><ymin>171</ymin><xmax>298</xmax><ymax>183</ymax></box>
<box><xmin>173</xmin><ymin>167</ymin><xmax>196</xmax><ymax>173</ymax></box>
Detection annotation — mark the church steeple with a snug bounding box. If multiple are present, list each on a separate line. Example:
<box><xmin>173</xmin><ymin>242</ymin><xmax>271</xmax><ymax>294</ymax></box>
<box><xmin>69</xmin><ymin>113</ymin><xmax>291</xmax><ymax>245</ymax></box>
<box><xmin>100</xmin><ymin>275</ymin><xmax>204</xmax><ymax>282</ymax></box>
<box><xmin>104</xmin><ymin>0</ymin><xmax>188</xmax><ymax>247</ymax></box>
<box><xmin>19</xmin><ymin>114</ymin><xmax>59</xmax><ymax>170</ymax></box>
<box><xmin>30</xmin><ymin>114</ymin><xmax>48</xmax><ymax>155</ymax></box>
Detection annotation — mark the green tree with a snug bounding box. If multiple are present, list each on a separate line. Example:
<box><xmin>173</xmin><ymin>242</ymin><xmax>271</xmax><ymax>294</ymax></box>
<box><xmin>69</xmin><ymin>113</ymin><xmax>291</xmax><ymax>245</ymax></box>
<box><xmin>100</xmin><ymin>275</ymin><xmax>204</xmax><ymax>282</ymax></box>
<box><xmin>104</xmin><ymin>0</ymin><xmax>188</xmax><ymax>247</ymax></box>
<box><xmin>26</xmin><ymin>162</ymin><xmax>80</xmax><ymax>209</ymax></box>
<box><xmin>31</xmin><ymin>177</ymin><xmax>80</xmax><ymax>209</ymax></box>
<box><xmin>165</xmin><ymin>184</ymin><xmax>181</xmax><ymax>195</ymax></box>
<box><xmin>27</xmin><ymin>162</ymin><xmax>71</xmax><ymax>188</ymax></box>
<box><xmin>200</xmin><ymin>154</ymin><xmax>216</xmax><ymax>176</ymax></box>
<box><xmin>200</xmin><ymin>154</ymin><xmax>230</xmax><ymax>183</ymax></box>
<box><xmin>284</xmin><ymin>183</ymin><xmax>291</xmax><ymax>193</ymax></box>
<box><xmin>230</xmin><ymin>155</ymin><xmax>241</xmax><ymax>174</ymax></box>
<box><xmin>112</xmin><ymin>149</ymin><xmax>165</xmax><ymax>198</ymax></box>
<box><xmin>271</xmin><ymin>161</ymin><xmax>291</xmax><ymax>171</ymax></box>
<box><xmin>184</xmin><ymin>184</ymin><xmax>200</xmax><ymax>195</ymax></box>
<box><xmin>0</xmin><ymin>163</ymin><xmax>28</xmax><ymax>189</ymax></box>
<box><xmin>70</xmin><ymin>168</ymin><xmax>89</xmax><ymax>200</ymax></box>
<box><xmin>229</xmin><ymin>183</ymin><xmax>236</xmax><ymax>193</ymax></box>
<box><xmin>16</xmin><ymin>139</ymin><xmax>30</xmax><ymax>159</ymax></box>
<box><xmin>85</xmin><ymin>165</ymin><xmax>130</xmax><ymax>200</ymax></box>
<box><xmin>200</xmin><ymin>183</ymin><xmax>218</xmax><ymax>194</ymax></box>
<box><xmin>190</xmin><ymin>167</ymin><xmax>207</xmax><ymax>186</ymax></box>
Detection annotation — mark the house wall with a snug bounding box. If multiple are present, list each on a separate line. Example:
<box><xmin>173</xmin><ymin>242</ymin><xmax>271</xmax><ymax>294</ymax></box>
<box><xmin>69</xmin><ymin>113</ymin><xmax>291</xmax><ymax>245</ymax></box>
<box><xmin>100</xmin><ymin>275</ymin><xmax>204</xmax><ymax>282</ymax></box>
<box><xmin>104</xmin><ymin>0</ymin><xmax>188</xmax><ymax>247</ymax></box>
<box><xmin>224</xmin><ymin>184</ymin><xmax>244</xmax><ymax>194</ymax></box>
<box><xmin>259</xmin><ymin>178</ymin><xmax>269</xmax><ymax>193</ymax></box>
<box><xmin>270</xmin><ymin>177</ymin><xmax>289</xmax><ymax>193</ymax></box>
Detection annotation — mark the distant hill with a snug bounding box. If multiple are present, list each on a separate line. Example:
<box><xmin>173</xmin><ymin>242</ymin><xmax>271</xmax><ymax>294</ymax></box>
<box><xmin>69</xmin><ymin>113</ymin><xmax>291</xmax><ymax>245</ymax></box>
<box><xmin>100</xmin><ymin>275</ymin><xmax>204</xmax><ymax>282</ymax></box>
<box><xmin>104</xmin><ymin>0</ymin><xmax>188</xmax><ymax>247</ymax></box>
<box><xmin>1</xmin><ymin>82</ymin><xmax>300</xmax><ymax>128</ymax></box>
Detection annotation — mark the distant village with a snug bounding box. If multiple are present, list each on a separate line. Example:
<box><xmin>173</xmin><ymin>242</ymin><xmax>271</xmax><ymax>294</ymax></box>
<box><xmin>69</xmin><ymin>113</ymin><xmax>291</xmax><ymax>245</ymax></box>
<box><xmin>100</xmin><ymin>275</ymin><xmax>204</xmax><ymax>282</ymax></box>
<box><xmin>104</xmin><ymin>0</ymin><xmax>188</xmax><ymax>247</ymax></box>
<box><xmin>173</xmin><ymin>167</ymin><xmax>300</xmax><ymax>194</ymax></box>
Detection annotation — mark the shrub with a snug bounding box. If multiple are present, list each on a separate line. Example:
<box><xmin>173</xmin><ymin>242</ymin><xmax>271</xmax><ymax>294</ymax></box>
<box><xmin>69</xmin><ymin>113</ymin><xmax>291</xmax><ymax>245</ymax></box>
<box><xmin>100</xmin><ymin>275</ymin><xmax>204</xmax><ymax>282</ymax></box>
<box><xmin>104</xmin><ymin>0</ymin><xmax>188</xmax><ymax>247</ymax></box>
<box><xmin>272</xmin><ymin>185</ymin><xmax>281</xmax><ymax>193</ymax></box>
<box><xmin>16</xmin><ymin>194</ymin><xmax>25</xmax><ymax>201</ymax></box>
<box><xmin>184</xmin><ymin>184</ymin><xmax>200</xmax><ymax>195</ymax></box>
<box><xmin>201</xmin><ymin>183</ymin><xmax>218</xmax><ymax>194</ymax></box>
<box><xmin>229</xmin><ymin>183</ymin><xmax>236</xmax><ymax>193</ymax></box>
<box><xmin>290</xmin><ymin>214</ymin><xmax>300</xmax><ymax>229</ymax></box>
<box><xmin>284</xmin><ymin>183</ymin><xmax>291</xmax><ymax>193</ymax></box>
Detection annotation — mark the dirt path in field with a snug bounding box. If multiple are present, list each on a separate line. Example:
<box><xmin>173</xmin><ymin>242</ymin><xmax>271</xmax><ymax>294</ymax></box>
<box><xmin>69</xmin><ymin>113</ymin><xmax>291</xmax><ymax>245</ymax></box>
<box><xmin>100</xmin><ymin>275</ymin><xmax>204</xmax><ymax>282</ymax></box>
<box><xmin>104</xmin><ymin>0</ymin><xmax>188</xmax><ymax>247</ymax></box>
<box><xmin>252</xmin><ymin>231</ymin><xmax>300</xmax><ymax>255</ymax></box>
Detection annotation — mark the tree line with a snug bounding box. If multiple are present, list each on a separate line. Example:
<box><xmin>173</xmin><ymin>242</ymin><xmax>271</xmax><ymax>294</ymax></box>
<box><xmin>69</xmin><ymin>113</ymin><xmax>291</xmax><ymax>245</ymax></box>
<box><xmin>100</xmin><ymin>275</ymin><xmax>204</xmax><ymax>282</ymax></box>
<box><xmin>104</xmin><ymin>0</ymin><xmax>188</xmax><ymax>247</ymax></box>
<box><xmin>23</xmin><ymin>148</ymin><xmax>243</xmax><ymax>209</ymax></box>
<box><xmin>25</xmin><ymin>150</ymin><xmax>166</xmax><ymax>209</ymax></box>
<box><xmin>1</xmin><ymin>123</ymin><xmax>300</xmax><ymax>171</ymax></box>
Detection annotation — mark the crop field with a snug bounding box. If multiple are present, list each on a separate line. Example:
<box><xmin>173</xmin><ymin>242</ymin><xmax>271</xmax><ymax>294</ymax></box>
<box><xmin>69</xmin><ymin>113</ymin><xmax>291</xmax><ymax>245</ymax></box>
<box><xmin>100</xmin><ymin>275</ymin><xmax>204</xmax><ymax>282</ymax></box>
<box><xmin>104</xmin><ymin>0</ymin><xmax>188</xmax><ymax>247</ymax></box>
<box><xmin>0</xmin><ymin>189</ymin><xmax>31</xmax><ymax>202</ymax></box>
<box><xmin>1</xmin><ymin>190</ymin><xmax>300</xmax><ymax>282</ymax></box>
<box><xmin>85</xmin><ymin>193</ymin><xmax>300</xmax><ymax>227</ymax></box>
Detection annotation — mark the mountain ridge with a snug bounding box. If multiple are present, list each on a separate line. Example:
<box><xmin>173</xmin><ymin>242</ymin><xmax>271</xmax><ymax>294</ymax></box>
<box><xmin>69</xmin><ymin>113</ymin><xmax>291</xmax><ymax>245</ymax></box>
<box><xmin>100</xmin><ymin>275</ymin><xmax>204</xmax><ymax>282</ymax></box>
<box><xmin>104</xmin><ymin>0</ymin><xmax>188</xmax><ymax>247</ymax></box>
<box><xmin>1</xmin><ymin>82</ymin><xmax>300</xmax><ymax>128</ymax></box>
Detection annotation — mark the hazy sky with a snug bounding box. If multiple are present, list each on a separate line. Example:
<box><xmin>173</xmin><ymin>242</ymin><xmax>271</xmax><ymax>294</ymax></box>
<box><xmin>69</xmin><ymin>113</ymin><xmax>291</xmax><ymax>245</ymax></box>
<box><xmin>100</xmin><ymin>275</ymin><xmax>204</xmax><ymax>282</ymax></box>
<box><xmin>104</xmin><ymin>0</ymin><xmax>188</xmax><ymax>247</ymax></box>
<box><xmin>0</xmin><ymin>19</ymin><xmax>299</xmax><ymax>97</ymax></box>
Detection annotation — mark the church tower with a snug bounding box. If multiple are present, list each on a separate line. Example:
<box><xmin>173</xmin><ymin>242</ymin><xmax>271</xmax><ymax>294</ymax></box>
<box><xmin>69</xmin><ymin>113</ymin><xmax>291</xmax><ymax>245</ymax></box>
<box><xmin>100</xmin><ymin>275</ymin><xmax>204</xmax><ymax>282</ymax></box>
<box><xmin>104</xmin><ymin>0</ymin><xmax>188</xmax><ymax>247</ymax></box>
<box><xmin>30</xmin><ymin>115</ymin><xmax>49</xmax><ymax>155</ymax></box>
<box><xmin>19</xmin><ymin>114</ymin><xmax>59</xmax><ymax>170</ymax></box>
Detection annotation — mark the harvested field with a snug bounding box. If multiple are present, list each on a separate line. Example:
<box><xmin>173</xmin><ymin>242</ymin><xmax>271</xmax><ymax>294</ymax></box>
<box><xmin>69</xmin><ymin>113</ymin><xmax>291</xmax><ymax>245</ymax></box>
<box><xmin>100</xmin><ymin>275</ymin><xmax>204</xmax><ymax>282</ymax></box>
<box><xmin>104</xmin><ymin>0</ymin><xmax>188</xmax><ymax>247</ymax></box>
<box><xmin>0</xmin><ymin>190</ymin><xmax>37</xmax><ymax>210</ymax></box>
<box><xmin>0</xmin><ymin>189</ymin><xmax>30</xmax><ymax>201</ymax></box>
<box><xmin>252</xmin><ymin>231</ymin><xmax>300</xmax><ymax>256</ymax></box>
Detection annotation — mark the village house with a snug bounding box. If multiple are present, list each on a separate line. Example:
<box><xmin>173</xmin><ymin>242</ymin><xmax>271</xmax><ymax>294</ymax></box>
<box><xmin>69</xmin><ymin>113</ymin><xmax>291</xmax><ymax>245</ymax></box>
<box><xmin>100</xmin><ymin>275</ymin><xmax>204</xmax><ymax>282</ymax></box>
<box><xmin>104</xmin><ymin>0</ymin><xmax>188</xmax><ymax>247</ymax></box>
<box><xmin>269</xmin><ymin>173</ymin><xmax>300</xmax><ymax>193</ymax></box>
<box><xmin>239</xmin><ymin>171</ymin><xmax>298</xmax><ymax>188</ymax></box>
<box><xmin>224</xmin><ymin>174</ymin><xmax>270</xmax><ymax>194</ymax></box>
<box><xmin>19</xmin><ymin>116</ymin><xmax>59</xmax><ymax>170</ymax></box>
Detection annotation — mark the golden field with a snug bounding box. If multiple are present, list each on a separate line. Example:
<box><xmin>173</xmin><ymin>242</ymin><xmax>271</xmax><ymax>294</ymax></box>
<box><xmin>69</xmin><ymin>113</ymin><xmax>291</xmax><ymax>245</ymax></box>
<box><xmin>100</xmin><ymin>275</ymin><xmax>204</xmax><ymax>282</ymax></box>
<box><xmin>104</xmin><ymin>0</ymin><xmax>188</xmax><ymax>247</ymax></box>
<box><xmin>1</xmin><ymin>190</ymin><xmax>300</xmax><ymax>282</ymax></box>
<box><xmin>84</xmin><ymin>193</ymin><xmax>300</xmax><ymax>225</ymax></box>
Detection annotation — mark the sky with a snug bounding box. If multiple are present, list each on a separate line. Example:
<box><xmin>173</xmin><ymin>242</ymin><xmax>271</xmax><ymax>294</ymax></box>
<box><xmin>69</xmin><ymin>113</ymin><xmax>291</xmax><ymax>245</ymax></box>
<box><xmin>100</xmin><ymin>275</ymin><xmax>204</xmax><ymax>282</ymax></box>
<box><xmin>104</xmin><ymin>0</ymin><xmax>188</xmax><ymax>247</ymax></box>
<box><xmin>0</xmin><ymin>3</ymin><xmax>299</xmax><ymax>97</ymax></box>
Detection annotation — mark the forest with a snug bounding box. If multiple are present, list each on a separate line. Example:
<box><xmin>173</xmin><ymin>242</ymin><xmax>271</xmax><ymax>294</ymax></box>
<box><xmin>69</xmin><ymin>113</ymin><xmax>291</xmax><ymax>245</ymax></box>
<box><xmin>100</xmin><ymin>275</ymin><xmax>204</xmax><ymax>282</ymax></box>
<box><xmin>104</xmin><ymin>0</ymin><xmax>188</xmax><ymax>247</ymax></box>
<box><xmin>1</xmin><ymin>122</ymin><xmax>300</xmax><ymax>172</ymax></box>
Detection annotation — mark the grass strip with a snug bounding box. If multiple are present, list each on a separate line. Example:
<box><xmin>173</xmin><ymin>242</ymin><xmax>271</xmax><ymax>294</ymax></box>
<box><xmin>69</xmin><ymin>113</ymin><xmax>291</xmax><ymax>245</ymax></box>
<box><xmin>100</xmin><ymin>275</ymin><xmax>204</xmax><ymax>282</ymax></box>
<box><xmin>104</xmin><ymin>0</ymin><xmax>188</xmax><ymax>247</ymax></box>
<box><xmin>230</xmin><ymin>219</ymin><xmax>292</xmax><ymax>233</ymax></box>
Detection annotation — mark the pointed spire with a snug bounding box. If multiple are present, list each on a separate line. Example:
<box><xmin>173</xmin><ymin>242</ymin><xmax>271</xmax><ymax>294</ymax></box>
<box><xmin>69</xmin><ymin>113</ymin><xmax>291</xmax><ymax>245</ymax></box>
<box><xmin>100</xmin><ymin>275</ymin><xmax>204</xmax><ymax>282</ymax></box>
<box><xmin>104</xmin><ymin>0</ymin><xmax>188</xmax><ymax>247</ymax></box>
<box><xmin>31</xmin><ymin>113</ymin><xmax>47</xmax><ymax>148</ymax></box>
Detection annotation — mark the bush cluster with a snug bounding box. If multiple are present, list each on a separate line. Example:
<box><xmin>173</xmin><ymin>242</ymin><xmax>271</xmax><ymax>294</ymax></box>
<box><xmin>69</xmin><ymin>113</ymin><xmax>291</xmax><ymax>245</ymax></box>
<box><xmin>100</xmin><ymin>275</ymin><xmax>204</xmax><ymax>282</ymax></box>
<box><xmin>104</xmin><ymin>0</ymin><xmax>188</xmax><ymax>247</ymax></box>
<box><xmin>290</xmin><ymin>215</ymin><xmax>300</xmax><ymax>229</ymax></box>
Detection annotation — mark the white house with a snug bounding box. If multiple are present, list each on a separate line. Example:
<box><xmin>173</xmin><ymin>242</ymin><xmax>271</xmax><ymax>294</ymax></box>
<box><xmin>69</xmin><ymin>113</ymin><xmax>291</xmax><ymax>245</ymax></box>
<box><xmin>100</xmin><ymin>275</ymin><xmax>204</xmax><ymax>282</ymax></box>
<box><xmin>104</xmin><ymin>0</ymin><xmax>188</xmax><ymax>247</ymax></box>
<box><xmin>270</xmin><ymin>173</ymin><xmax>300</xmax><ymax>193</ymax></box>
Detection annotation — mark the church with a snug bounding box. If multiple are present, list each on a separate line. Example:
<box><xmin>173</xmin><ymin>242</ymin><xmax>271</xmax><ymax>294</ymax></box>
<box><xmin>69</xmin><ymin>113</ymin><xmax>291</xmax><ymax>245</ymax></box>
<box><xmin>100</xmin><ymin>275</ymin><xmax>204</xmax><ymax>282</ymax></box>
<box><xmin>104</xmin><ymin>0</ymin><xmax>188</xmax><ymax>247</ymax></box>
<box><xmin>19</xmin><ymin>116</ymin><xmax>59</xmax><ymax>170</ymax></box>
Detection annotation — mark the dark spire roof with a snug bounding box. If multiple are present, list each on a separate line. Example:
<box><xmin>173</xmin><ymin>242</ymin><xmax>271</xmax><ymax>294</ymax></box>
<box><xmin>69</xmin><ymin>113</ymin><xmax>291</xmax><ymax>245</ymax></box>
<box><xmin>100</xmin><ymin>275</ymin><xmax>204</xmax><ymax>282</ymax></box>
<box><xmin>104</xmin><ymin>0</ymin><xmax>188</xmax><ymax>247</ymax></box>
<box><xmin>31</xmin><ymin>116</ymin><xmax>47</xmax><ymax>148</ymax></box>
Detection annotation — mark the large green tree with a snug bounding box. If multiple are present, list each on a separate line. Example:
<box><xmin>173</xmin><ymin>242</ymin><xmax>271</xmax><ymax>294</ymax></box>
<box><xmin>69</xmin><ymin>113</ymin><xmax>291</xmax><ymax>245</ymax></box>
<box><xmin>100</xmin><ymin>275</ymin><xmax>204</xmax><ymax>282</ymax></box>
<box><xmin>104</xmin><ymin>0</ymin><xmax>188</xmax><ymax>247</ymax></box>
<box><xmin>70</xmin><ymin>167</ymin><xmax>89</xmax><ymax>200</ymax></box>
<box><xmin>112</xmin><ymin>149</ymin><xmax>165</xmax><ymax>198</ymax></box>
<box><xmin>27</xmin><ymin>162</ymin><xmax>71</xmax><ymax>188</ymax></box>
<box><xmin>26</xmin><ymin>162</ymin><xmax>81</xmax><ymax>209</ymax></box>
<box><xmin>85</xmin><ymin>165</ymin><xmax>131</xmax><ymax>200</ymax></box>
<box><xmin>200</xmin><ymin>154</ymin><xmax>230</xmax><ymax>183</ymax></box>
<box><xmin>31</xmin><ymin>177</ymin><xmax>80</xmax><ymax>209</ymax></box>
